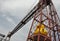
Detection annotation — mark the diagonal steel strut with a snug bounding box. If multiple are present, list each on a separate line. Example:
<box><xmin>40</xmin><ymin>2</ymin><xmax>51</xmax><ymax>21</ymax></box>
<box><xmin>7</xmin><ymin>0</ymin><xmax>52</xmax><ymax>38</ymax></box>
<box><xmin>0</xmin><ymin>33</ymin><xmax>5</xmax><ymax>37</ymax></box>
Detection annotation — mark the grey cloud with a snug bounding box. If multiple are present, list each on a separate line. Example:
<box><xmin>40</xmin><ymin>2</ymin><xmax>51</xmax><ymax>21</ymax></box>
<box><xmin>0</xmin><ymin>0</ymin><xmax>60</xmax><ymax>41</ymax></box>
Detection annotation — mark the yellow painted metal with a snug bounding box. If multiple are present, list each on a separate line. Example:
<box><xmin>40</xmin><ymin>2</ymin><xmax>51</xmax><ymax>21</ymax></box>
<box><xmin>34</xmin><ymin>23</ymin><xmax>47</xmax><ymax>35</ymax></box>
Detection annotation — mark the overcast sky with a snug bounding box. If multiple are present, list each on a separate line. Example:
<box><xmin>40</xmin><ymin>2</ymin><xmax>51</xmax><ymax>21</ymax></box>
<box><xmin>0</xmin><ymin>0</ymin><xmax>60</xmax><ymax>41</ymax></box>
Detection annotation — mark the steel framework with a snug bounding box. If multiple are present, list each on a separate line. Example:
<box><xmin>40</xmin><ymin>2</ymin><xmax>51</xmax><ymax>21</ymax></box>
<box><xmin>27</xmin><ymin>0</ymin><xmax>60</xmax><ymax>41</ymax></box>
<box><xmin>0</xmin><ymin>33</ymin><xmax>5</xmax><ymax>41</ymax></box>
<box><xmin>3</xmin><ymin>0</ymin><xmax>60</xmax><ymax>41</ymax></box>
<box><xmin>0</xmin><ymin>33</ymin><xmax>5</xmax><ymax>37</ymax></box>
<box><xmin>7</xmin><ymin>0</ymin><xmax>50</xmax><ymax>38</ymax></box>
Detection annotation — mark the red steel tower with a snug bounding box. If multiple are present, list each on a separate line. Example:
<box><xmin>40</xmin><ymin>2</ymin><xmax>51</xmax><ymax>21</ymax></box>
<box><xmin>27</xmin><ymin>0</ymin><xmax>60</xmax><ymax>41</ymax></box>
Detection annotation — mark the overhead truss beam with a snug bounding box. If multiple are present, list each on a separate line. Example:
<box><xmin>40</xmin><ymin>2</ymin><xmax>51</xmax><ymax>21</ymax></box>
<box><xmin>7</xmin><ymin>0</ymin><xmax>53</xmax><ymax>38</ymax></box>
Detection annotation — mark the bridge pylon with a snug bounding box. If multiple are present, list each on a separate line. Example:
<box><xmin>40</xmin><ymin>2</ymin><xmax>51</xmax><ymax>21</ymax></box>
<box><xmin>27</xmin><ymin>0</ymin><xmax>60</xmax><ymax>41</ymax></box>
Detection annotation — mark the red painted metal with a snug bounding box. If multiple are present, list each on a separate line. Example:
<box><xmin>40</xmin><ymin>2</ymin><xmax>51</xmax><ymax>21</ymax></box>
<box><xmin>27</xmin><ymin>0</ymin><xmax>60</xmax><ymax>41</ymax></box>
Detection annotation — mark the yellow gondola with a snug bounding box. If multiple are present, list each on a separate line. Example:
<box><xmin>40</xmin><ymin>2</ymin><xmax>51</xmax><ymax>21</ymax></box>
<box><xmin>34</xmin><ymin>23</ymin><xmax>47</xmax><ymax>35</ymax></box>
